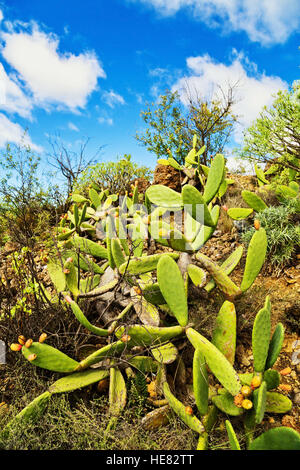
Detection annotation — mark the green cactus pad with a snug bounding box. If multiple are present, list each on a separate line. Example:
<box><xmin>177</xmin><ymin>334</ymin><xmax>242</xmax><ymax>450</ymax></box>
<box><xmin>263</xmin><ymin>369</ymin><xmax>280</xmax><ymax>390</ymax></box>
<box><xmin>79</xmin><ymin>274</ymin><xmax>101</xmax><ymax>293</ymax></box>
<box><xmin>191</xmin><ymin>205</ymin><xmax>219</xmax><ymax>251</ymax></box>
<box><xmin>265</xmin><ymin>323</ymin><xmax>285</xmax><ymax>369</ymax></box>
<box><xmin>227</xmin><ymin>207</ymin><xmax>253</xmax><ymax>220</ymax></box>
<box><xmin>77</xmin><ymin>341</ymin><xmax>126</xmax><ymax>370</ymax></box>
<box><xmin>265</xmin><ymin>392</ymin><xmax>292</xmax><ymax>413</ymax></box>
<box><xmin>128</xmin><ymin>356</ymin><xmax>158</xmax><ymax>373</ymax></box>
<box><xmin>196</xmin><ymin>253</ymin><xmax>241</xmax><ymax>298</ymax></box>
<box><xmin>197</xmin><ymin>433</ymin><xmax>208</xmax><ymax>450</ymax></box>
<box><xmin>115</xmin><ymin>324</ymin><xmax>184</xmax><ymax>347</ymax></box>
<box><xmin>182</xmin><ymin>185</ymin><xmax>215</xmax><ymax>227</ymax></box>
<box><xmin>163</xmin><ymin>381</ymin><xmax>205</xmax><ymax>434</ymax></box>
<box><xmin>205</xmin><ymin>246</ymin><xmax>243</xmax><ymax>292</ymax></box>
<box><xmin>157</xmin><ymin>255</ymin><xmax>188</xmax><ymax>327</ymax></box>
<box><xmin>89</xmin><ymin>187</ymin><xmax>103</xmax><ymax>209</ymax></box>
<box><xmin>57</xmin><ymin>227</ymin><xmax>76</xmax><ymax>240</ymax></box>
<box><xmin>63</xmin><ymin>250</ymin><xmax>103</xmax><ymax>274</ymax></box>
<box><xmin>212</xmin><ymin>301</ymin><xmax>236</xmax><ymax>364</ymax></box>
<box><xmin>145</xmin><ymin>185</ymin><xmax>182</xmax><ymax>209</ymax></box>
<box><xmin>254</xmin><ymin>381</ymin><xmax>267</xmax><ymax>424</ymax></box>
<box><xmin>119</xmin><ymin>252</ymin><xmax>179</xmax><ymax>275</ymax></box>
<box><xmin>212</xmin><ymin>392</ymin><xmax>244</xmax><ymax>416</ymax></box>
<box><xmin>186</xmin><ymin>328</ymin><xmax>241</xmax><ymax>396</ymax></box>
<box><xmin>254</xmin><ymin>164</ymin><xmax>268</xmax><ymax>185</ymax></box>
<box><xmin>72</xmin><ymin>236</ymin><xmax>108</xmax><ymax>259</ymax></box>
<box><xmin>193</xmin><ymin>349</ymin><xmax>209</xmax><ymax>416</ymax></box>
<box><xmin>142</xmin><ymin>282</ymin><xmax>165</xmax><ymax>305</ymax></box>
<box><xmin>240</xmin><ymin>227</ymin><xmax>267</xmax><ymax>292</ymax></box>
<box><xmin>225</xmin><ymin>420</ymin><xmax>241</xmax><ymax>450</ymax></box>
<box><xmin>241</xmin><ymin>190</ymin><xmax>268</xmax><ymax>212</ymax></box>
<box><xmin>151</xmin><ymin>342</ymin><xmax>178</xmax><ymax>364</ymax></box>
<box><xmin>64</xmin><ymin>258</ymin><xmax>80</xmax><ymax>297</ymax></box>
<box><xmin>22</xmin><ymin>342</ymin><xmax>79</xmax><ymax>373</ymax></box>
<box><xmin>71</xmin><ymin>193</ymin><xmax>90</xmax><ymax>204</ymax></box>
<box><xmin>49</xmin><ymin>369</ymin><xmax>109</xmax><ymax>394</ymax></box>
<box><xmin>187</xmin><ymin>264</ymin><xmax>206</xmax><ymax>288</ymax></box>
<box><xmin>252</xmin><ymin>296</ymin><xmax>271</xmax><ymax>372</ymax></box>
<box><xmin>1</xmin><ymin>391</ymin><xmax>52</xmax><ymax>439</ymax></box>
<box><xmin>203</xmin><ymin>154</ymin><xmax>225</xmax><ymax>204</ymax></box>
<box><xmin>249</xmin><ymin>427</ymin><xmax>300</xmax><ymax>450</ymax></box>
<box><xmin>109</xmin><ymin>367</ymin><xmax>127</xmax><ymax>417</ymax></box>
<box><xmin>68</xmin><ymin>299</ymin><xmax>110</xmax><ymax>336</ymax></box>
<box><xmin>111</xmin><ymin>238</ymin><xmax>126</xmax><ymax>268</ymax></box>
<box><xmin>47</xmin><ymin>261</ymin><xmax>66</xmax><ymax>292</ymax></box>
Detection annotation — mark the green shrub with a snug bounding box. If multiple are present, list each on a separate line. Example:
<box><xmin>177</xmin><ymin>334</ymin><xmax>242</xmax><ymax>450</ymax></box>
<box><xmin>73</xmin><ymin>154</ymin><xmax>152</xmax><ymax>195</ymax></box>
<box><xmin>242</xmin><ymin>200</ymin><xmax>300</xmax><ymax>271</ymax></box>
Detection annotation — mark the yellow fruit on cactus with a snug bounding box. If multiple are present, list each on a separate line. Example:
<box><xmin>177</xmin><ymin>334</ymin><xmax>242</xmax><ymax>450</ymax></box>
<box><xmin>242</xmin><ymin>399</ymin><xmax>253</xmax><ymax>410</ymax></box>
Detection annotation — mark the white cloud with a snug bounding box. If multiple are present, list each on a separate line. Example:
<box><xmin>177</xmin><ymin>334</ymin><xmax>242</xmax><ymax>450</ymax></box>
<box><xmin>98</xmin><ymin>116</ymin><xmax>114</xmax><ymax>125</ymax></box>
<box><xmin>0</xmin><ymin>25</ymin><xmax>106</xmax><ymax>111</ymax></box>
<box><xmin>132</xmin><ymin>0</ymin><xmax>300</xmax><ymax>45</ymax></box>
<box><xmin>68</xmin><ymin>122</ymin><xmax>79</xmax><ymax>132</ymax></box>
<box><xmin>0</xmin><ymin>63</ymin><xmax>33</xmax><ymax>117</ymax></box>
<box><xmin>172</xmin><ymin>52</ymin><xmax>287</xmax><ymax>143</ymax></box>
<box><xmin>0</xmin><ymin>10</ymin><xmax>3</xmax><ymax>23</ymax></box>
<box><xmin>0</xmin><ymin>113</ymin><xmax>41</xmax><ymax>150</ymax></box>
<box><xmin>102</xmin><ymin>90</ymin><xmax>125</xmax><ymax>108</ymax></box>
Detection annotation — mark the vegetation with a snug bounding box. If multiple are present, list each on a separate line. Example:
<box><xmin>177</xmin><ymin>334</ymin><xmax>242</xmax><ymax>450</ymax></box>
<box><xmin>136</xmin><ymin>87</ymin><xmax>237</xmax><ymax>165</ymax></box>
<box><xmin>240</xmin><ymin>84</ymin><xmax>300</xmax><ymax>183</ymax></box>
<box><xmin>73</xmin><ymin>154</ymin><xmax>152</xmax><ymax>195</ymax></box>
<box><xmin>1</xmin><ymin>139</ymin><xmax>299</xmax><ymax>451</ymax></box>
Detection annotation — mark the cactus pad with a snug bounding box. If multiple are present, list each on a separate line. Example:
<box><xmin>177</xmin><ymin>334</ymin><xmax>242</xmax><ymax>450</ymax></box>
<box><xmin>22</xmin><ymin>342</ymin><xmax>79</xmax><ymax>373</ymax></box>
<box><xmin>252</xmin><ymin>296</ymin><xmax>271</xmax><ymax>372</ymax></box>
<box><xmin>212</xmin><ymin>301</ymin><xmax>236</xmax><ymax>364</ymax></box>
<box><xmin>240</xmin><ymin>228</ymin><xmax>267</xmax><ymax>292</ymax></box>
<box><xmin>186</xmin><ymin>328</ymin><xmax>241</xmax><ymax>396</ymax></box>
<box><xmin>157</xmin><ymin>255</ymin><xmax>188</xmax><ymax>327</ymax></box>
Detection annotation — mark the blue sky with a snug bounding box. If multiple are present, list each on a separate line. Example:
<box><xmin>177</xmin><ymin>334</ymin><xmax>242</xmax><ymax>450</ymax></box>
<box><xmin>0</xmin><ymin>0</ymin><xmax>299</xmax><ymax>173</ymax></box>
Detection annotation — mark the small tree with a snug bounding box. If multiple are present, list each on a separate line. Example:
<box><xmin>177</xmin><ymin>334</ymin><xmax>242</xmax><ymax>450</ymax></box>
<box><xmin>0</xmin><ymin>142</ymin><xmax>51</xmax><ymax>245</ymax></box>
<box><xmin>73</xmin><ymin>154</ymin><xmax>152</xmax><ymax>195</ymax></box>
<box><xmin>240</xmin><ymin>86</ymin><xmax>300</xmax><ymax>181</ymax></box>
<box><xmin>47</xmin><ymin>135</ymin><xmax>104</xmax><ymax>196</ymax></box>
<box><xmin>136</xmin><ymin>86</ymin><xmax>238</xmax><ymax>165</ymax></box>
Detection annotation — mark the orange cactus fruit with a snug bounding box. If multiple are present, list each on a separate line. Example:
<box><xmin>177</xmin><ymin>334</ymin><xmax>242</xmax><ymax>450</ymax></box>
<box><xmin>254</xmin><ymin>219</ymin><xmax>260</xmax><ymax>230</ymax></box>
<box><xmin>97</xmin><ymin>378</ymin><xmax>109</xmax><ymax>393</ymax></box>
<box><xmin>39</xmin><ymin>333</ymin><xmax>47</xmax><ymax>343</ymax></box>
<box><xmin>251</xmin><ymin>376</ymin><xmax>262</xmax><ymax>389</ymax></box>
<box><xmin>18</xmin><ymin>335</ymin><xmax>26</xmax><ymax>346</ymax></box>
<box><xmin>25</xmin><ymin>339</ymin><xmax>33</xmax><ymax>348</ymax></box>
<box><xmin>28</xmin><ymin>354</ymin><xmax>37</xmax><ymax>361</ymax></box>
<box><xmin>10</xmin><ymin>343</ymin><xmax>22</xmax><ymax>352</ymax></box>
<box><xmin>133</xmin><ymin>286</ymin><xmax>142</xmax><ymax>296</ymax></box>
<box><xmin>241</xmin><ymin>385</ymin><xmax>252</xmax><ymax>397</ymax></box>
<box><xmin>64</xmin><ymin>295</ymin><xmax>73</xmax><ymax>304</ymax></box>
<box><xmin>147</xmin><ymin>381</ymin><xmax>157</xmax><ymax>398</ymax></box>
<box><xmin>222</xmin><ymin>205</ymin><xmax>228</xmax><ymax>212</ymax></box>
<box><xmin>121</xmin><ymin>335</ymin><xmax>131</xmax><ymax>343</ymax></box>
<box><xmin>279</xmin><ymin>367</ymin><xmax>291</xmax><ymax>376</ymax></box>
<box><xmin>66</xmin><ymin>257</ymin><xmax>73</xmax><ymax>264</ymax></box>
<box><xmin>185</xmin><ymin>406</ymin><xmax>193</xmax><ymax>415</ymax></box>
<box><xmin>63</xmin><ymin>268</ymin><xmax>70</xmax><ymax>274</ymax></box>
<box><xmin>242</xmin><ymin>399</ymin><xmax>253</xmax><ymax>410</ymax></box>
<box><xmin>234</xmin><ymin>393</ymin><xmax>244</xmax><ymax>408</ymax></box>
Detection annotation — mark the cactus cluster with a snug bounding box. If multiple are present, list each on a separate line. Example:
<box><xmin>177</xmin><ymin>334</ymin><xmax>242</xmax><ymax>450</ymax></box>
<box><xmin>3</xmin><ymin>139</ymin><xmax>299</xmax><ymax>450</ymax></box>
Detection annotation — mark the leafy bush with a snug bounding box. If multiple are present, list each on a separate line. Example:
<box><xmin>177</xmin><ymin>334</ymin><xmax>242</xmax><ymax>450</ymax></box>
<box><xmin>73</xmin><ymin>154</ymin><xmax>152</xmax><ymax>195</ymax></box>
<box><xmin>242</xmin><ymin>200</ymin><xmax>300</xmax><ymax>271</ymax></box>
